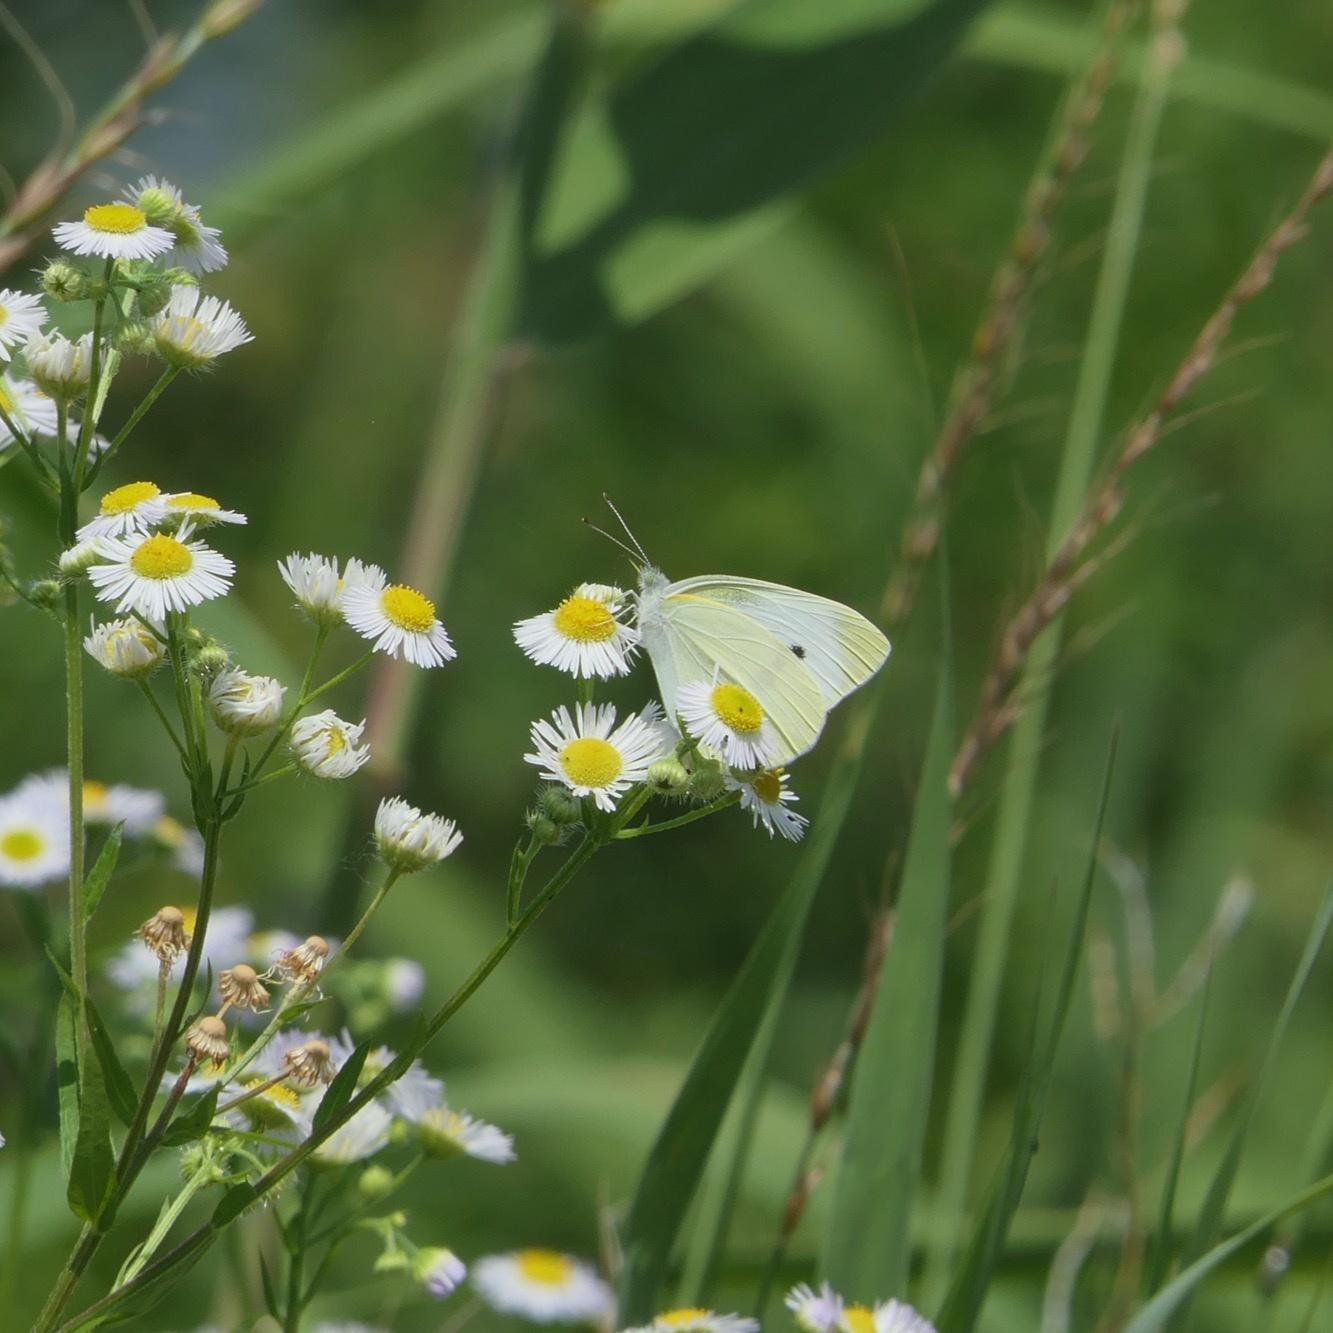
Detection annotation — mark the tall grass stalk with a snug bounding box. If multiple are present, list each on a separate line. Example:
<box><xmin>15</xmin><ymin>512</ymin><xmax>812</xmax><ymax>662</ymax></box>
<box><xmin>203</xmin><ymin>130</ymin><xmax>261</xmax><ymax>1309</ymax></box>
<box><xmin>923</xmin><ymin>6</ymin><xmax>1185</xmax><ymax>1307</ymax></box>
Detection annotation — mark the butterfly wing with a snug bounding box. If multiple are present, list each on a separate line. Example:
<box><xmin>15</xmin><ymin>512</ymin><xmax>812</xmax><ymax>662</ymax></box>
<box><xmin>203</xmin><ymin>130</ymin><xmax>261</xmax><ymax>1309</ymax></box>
<box><xmin>653</xmin><ymin>589</ymin><xmax>828</xmax><ymax>764</ymax></box>
<box><xmin>666</xmin><ymin>576</ymin><xmax>890</xmax><ymax>706</ymax></box>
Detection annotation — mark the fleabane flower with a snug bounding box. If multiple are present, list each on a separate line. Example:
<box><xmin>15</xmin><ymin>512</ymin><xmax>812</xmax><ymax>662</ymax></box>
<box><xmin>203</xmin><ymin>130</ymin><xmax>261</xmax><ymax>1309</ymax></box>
<box><xmin>786</xmin><ymin>1283</ymin><xmax>844</xmax><ymax>1333</ymax></box>
<box><xmin>525</xmin><ymin>702</ymin><xmax>669</xmax><ymax>812</ymax></box>
<box><xmin>226</xmin><ymin>1077</ymin><xmax>310</xmax><ymax>1140</ymax></box>
<box><xmin>419</xmin><ymin>1107</ymin><xmax>516</xmax><ymax>1164</ymax></box>
<box><xmin>85</xmin><ymin>617</ymin><xmax>165</xmax><ymax>679</ymax></box>
<box><xmin>152</xmin><ymin>285</ymin><xmax>252</xmax><ymax>369</ymax></box>
<box><xmin>83</xmin><ymin>779</ymin><xmax>165</xmax><ymax>835</ymax></box>
<box><xmin>472</xmin><ymin>1251</ymin><xmax>614</xmax><ymax>1324</ymax></box>
<box><xmin>629</xmin><ymin>1311</ymin><xmax>760</xmax><ymax>1333</ymax></box>
<box><xmin>24</xmin><ymin>331</ymin><xmax>92</xmax><ymax>402</ymax></box>
<box><xmin>161</xmin><ymin>491</ymin><xmax>247</xmax><ymax>527</ymax></box>
<box><xmin>839</xmin><ymin>1302</ymin><xmax>936</xmax><ymax>1333</ymax></box>
<box><xmin>313</xmin><ymin>1100</ymin><xmax>392</xmax><ymax>1164</ymax></box>
<box><xmin>290</xmin><ymin>710</ymin><xmax>370</xmax><ymax>779</ymax></box>
<box><xmin>677</xmin><ymin>676</ymin><xmax>778</xmax><ymax>769</ymax></box>
<box><xmin>374</xmin><ymin>797</ymin><xmax>462</xmax><ymax>874</ymax></box>
<box><xmin>122</xmin><ymin>176</ymin><xmax>228</xmax><ymax>273</ymax></box>
<box><xmin>415</xmin><ymin>1247</ymin><xmax>467</xmax><ymax>1300</ymax></box>
<box><xmin>52</xmin><ymin>202</ymin><xmax>174</xmax><ymax>260</ymax></box>
<box><xmin>87</xmin><ymin>530</ymin><xmax>234</xmax><ymax>619</ymax></box>
<box><xmin>0</xmin><ymin>289</ymin><xmax>47</xmax><ymax>357</ymax></box>
<box><xmin>0</xmin><ymin>788</ymin><xmax>70</xmax><ymax>889</ymax></box>
<box><xmin>77</xmin><ymin>480</ymin><xmax>170</xmax><ymax>541</ymax></box>
<box><xmin>726</xmin><ymin>767</ymin><xmax>807</xmax><ymax>842</ymax></box>
<box><xmin>342</xmin><ymin>572</ymin><xmax>455</xmax><ymax>668</ymax></box>
<box><xmin>208</xmin><ymin>669</ymin><xmax>286</xmax><ymax>735</ymax></box>
<box><xmin>513</xmin><ymin>582</ymin><xmax>639</xmax><ymax>679</ymax></box>
<box><xmin>0</xmin><ymin>372</ymin><xmax>58</xmax><ymax>446</ymax></box>
<box><xmin>278</xmin><ymin>552</ymin><xmax>382</xmax><ymax>628</ymax></box>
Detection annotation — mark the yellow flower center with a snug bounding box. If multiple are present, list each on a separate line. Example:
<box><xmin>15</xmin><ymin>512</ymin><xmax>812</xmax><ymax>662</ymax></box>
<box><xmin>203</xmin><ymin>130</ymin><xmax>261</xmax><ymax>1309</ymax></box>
<box><xmin>843</xmin><ymin>1306</ymin><xmax>876</xmax><ymax>1333</ymax></box>
<box><xmin>380</xmin><ymin>584</ymin><xmax>436</xmax><ymax>633</ymax></box>
<box><xmin>552</xmin><ymin>593</ymin><xmax>617</xmax><ymax>643</ymax></box>
<box><xmin>710</xmin><ymin>682</ymin><xmax>764</xmax><ymax>734</ymax></box>
<box><xmin>559</xmin><ymin>737</ymin><xmax>622</xmax><ymax>789</ymax></box>
<box><xmin>515</xmin><ymin>1250</ymin><xmax>574</xmax><ymax>1285</ymax></box>
<box><xmin>83</xmin><ymin>780</ymin><xmax>109</xmax><ymax>814</ymax></box>
<box><xmin>181</xmin><ymin>906</ymin><xmax>199</xmax><ymax>934</ymax></box>
<box><xmin>154</xmin><ymin>814</ymin><xmax>185</xmax><ymax>846</ymax></box>
<box><xmin>752</xmin><ymin>769</ymin><xmax>783</xmax><ymax>804</ymax></box>
<box><xmin>100</xmin><ymin>480</ymin><xmax>161</xmax><ymax>515</ymax></box>
<box><xmin>0</xmin><ymin>304</ymin><xmax>8</xmax><ymax>326</ymax></box>
<box><xmin>241</xmin><ymin>1078</ymin><xmax>302</xmax><ymax>1128</ymax></box>
<box><xmin>131</xmin><ymin>534</ymin><xmax>193</xmax><ymax>580</ymax></box>
<box><xmin>660</xmin><ymin>1310</ymin><xmax>712</xmax><ymax>1329</ymax></box>
<box><xmin>167</xmin><ymin>492</ymin><xmax>219</xmax><ymax>510</ymax></box>
<box><xmin>84</xmin><ymin>202</ymin><xmax>147</xmax><ymax>234</ymax></box>
<box><xmin>0</xmin><ymin>383</ymin><xmax>13</xmax><ymax>412</ymax></box>
<box><xmin>1</xmin><ymin>829</ymin><xmax>44</xmax><ymax>861</ymax></box>
<box><xmin>324</xmin><ymin>725</ymin><xmax>346</xmax><ymax>754</ymax></box>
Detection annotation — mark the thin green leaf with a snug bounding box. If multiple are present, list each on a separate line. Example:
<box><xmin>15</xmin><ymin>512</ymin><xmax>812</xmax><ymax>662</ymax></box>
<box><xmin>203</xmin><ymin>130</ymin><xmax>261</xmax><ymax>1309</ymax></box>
<box><xmin>312</xmin><ymin>1041</ymin><xmax>370</xmax><ymax>1134</ymax></box>
<box><xmin>819</xmin><ymin>635</ymin><xmax>952</xmax><ymax>1296</ymax></box>
<box><xmin>1142</xmin><ymin>965</ymin><xmax>1213</xmax><ymax>1294</ymax></box>
<box><xmin>56</xmin><ymin>992</ymin><xmax>80</xmax><ymax>1182</ymax></box>
<box><xmin>1125</xmin><ymin>1170</ymin><xmax>1333</xmax><ymax>1332</ymax></box>
<box><xmin>1174</xmin><ymin>885</ymin><xmax>1333</xmax><ymax>1311</ymax></box>
<box><xmin>936</xmin><ymin>731</ymin><xmax>1117</xmax><ymax>1332</ymax></box>
<box><xmin>161</xmin><ymin>1085</ymin><xmax>220</xmax><ymax>1148</ymax></box>
<box><xmin>83</xmin><ymin>824</ymin><xmax>123</xmax><ymax>921</ymax></box>
<box><xmin>212</xmin><ymin>1182</ymin><xmax>257</xmax><ymax>1227</ymax></box>
<box><xmin>87</xmin><ymin>994</ymin><xmax>137</xmax><ymax>1128</ymax></box>
<box><xmin>259</xmin><ymin>1254</ymin><xmax>281</xmax><ymax>1319</ymax></box>
<box><xmin>67</xmin><ymin>1017</ymin><xmax>115</xmax><ymax>1223</ymax></box>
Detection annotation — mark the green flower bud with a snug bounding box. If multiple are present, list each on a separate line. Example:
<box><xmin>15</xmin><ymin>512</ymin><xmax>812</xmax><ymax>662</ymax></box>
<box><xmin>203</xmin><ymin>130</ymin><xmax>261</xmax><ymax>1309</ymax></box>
<box><xmin>524</xmin><ymin>810</ymin><xmax>563</xmax><ymax>845</ymax></box>
<box><xmin>135</xmin><ymin>275</ymin><xmax>175</xmax><ymax>318</ymax></box>
<box><xmin>688</xmin><ymin>757</ymin><xmax>726</xmax><ymax>802</ymax></box>
<box><xmin>647</xmin><ymin>758</ymin><xmax>690</xmax><ymax>794</ymax></box>
<box><xmin>28</xmin><ymin>579</ymin><xmax>62</xmax><ymax>612</ymax></box>
<box><xmin>358</xmin><ymin>1164</ymin><xmax>395</xmax><ymax>1200</ymax></box>
<box><xmin>191</xmin><ymin>643</ymin><xmax>232</xmax><ymax>677</ymax></box>
<box><xmin>116</xmin><ymin>320</ymin><xmax>157</xmax><ymax>356</ymax></box>
<box><xmin>538</xmin><ymin>785</ymin><xmax>583</xmax><ymax>825</ymax></box>
<box><xmin>136</xmin><ymin>185</ymin><xmax>180</xmax><ymax>228</ymax></box>
<box><xmin>41</xmin><ymin>261</ymin><xmax>88</xmax><ymax>302</ymax></box>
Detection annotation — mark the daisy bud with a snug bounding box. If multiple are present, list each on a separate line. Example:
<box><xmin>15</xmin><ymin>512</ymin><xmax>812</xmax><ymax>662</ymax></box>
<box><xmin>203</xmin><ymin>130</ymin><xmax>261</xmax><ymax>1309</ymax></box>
<box><xmin>374</xmin><ymin>797</ymin><xmax>463</xmax><ymax>875</ymax></box>
<box><xmin>28</xmin><ymin>579</ymin><xmax>62</xmax><ymax>613</ymax></box>
<box><xmin>648</xmin><ymin>758</ymin><xmax>690</xmax><ymax>794</ymax></box>
<box><xmin>139</xmin><ymin>905</ymin><xmax>190</xmax><ymax>962</ymax></box>
<box><xmin>359</xmin><ymin>1163</ymin><xmax>395</xmax><ymax>1200</ymax></box>
<box><xmin>134</xmin><ymin>184</ymin><xmax>179</xmax><ymax>228</ymax></box>
<box><xmin>85</xmin><ymin>617</ymin><xmax>165</xmax><ymax>680</ymax></box>
<box><xmin>524</xmin><ymin>810</ymin><xmax>562</xmax><ymax>846</ymax></box>
<box><xmin>415</xmin><ymin>1247</ymin><xmax>467</xmax><ymax>1300</ymax></box>
<box><xmin>41</xmin><ymin>260</ymin><xmax>87</xmax><ymax>303</ymax></box>
<box><xmin>116</xmin><ymin>319</ymin><xmax>157</xmax><ymax>355</ymax></box>
<box><xmin>192</xmin><ymin>643</ymin><xmax>232</xmax><ymax>677</ymax></box>
<box><xmin>208</xmin><ymin>668</ymin><xmax>286</xmax><ymax>735</ymax></box>
<box><xmin>218</xmin><ymin>962</ymin><xmax>270</xmax><ymax>1012</ymax></box>
<box><xmin>537</xmin><ymin>785</ymin><xmax>583</xmax><ymax>825</ymax></box>
<box><xmin>186</xmin><ymin>1014</ymin><xmax>230</xmax><ymax>1068</ymax></box>
<box><xmin>285</xmin><ymin>1038</ymin><xmax>337</xmax><ymax>1087</ymax></box>
<box><xmin>274</xmin><ymin>934</ymin><xmax>330</xmax><ymax>984</ymax></box>
<box><xmin>25</xmin><ymin>331</ymin><xmax>93</xmax><ymax>403</ymax></box>
<box><xmin>290</xmin><ymin>710</ymin><xmax>371</xmax><ymax>780</ymax></box>
<box><xmin>60</xmin><ymin>540</ymin><xmax>107</xmax><ymax>577</ymax></box>
<box><xmin>152</xmin><ymin>286</ymin><xmax>251</xmax><ymax>370</ymax></box>
<box><xmin>688</xmin><ymin>757</ymin><xmax>727</xmax><ymax>802</ymax></box>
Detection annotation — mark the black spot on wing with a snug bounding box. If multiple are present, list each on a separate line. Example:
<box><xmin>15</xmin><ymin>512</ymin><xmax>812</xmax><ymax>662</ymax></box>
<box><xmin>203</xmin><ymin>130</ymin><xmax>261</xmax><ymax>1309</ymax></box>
<box><xmin>790</xmin><ymin>644</ymin><xmax>806</xmax><ymax>658</ymax></box>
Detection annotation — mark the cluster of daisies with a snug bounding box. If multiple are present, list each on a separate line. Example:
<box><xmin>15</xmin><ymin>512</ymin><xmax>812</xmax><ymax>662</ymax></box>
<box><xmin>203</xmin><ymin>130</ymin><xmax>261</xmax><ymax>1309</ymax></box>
<box><xmin>0</xmin><ymin>767</ymin><xmax>200</xmax><ymax>889</ymax></box>
<box><xmin>786</xmin><ymin>1282</ymin><xmax>935</xmax><ymax>1333</ymax></box>
<box><xmin>514</xmin><ymin>583</ymin><xmax>807</xmax><ymax>841</ymax></box>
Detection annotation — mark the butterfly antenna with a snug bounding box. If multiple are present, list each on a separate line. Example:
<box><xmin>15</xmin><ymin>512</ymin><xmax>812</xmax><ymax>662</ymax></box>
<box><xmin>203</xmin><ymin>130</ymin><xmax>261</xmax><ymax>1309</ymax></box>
<box><xmin>581</xmin><ymin>516</ymin><xmax>642</xmax><ymax>564</ymax></box>
<box><xmin>602</xmin><ymin>494</ymin><xmax>651</xmax><ymax>564</ymax></box>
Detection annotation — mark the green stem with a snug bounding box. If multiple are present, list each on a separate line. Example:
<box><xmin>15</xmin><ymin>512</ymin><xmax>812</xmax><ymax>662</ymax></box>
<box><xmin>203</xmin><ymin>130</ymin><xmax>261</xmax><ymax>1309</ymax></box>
<box><xmin>87</xmin><ymin>366</ymin><xmax>180</xmax><ymax>482</ymax></box>
<box><xmin>506</xmin><ymin>835</ymin><xmax>536</xmax><ymax>926</ymax></box>
<box><xmin>137</xmin><ymin>680</ymin><xmax>189</xmax><ymax>763</ymax></box>
<box><xmin>116</xmin><ymin>1161</ymin><xmax>210</xmax><ymax>1287</ymax></box>
<box><xmin>614</xmin><ymin>792</ymin><xmax>740</xmax><ymax>838</ymax></box>
<box><xmin>283</xmin><ymin>1175</ymin><xmax>314</xmax><ymax>1332</ymax></box>
<box><xmin>923</xmin><ymin>15</ymin><xmax>1180</xmax><ymax>1307</ymax></box>
<box><xmin>71</xmin><ymin>270</ymin><xmax>110</xmax><ymax>495</ymax></box>
<box><xmin>334</xmin><ymin>869</ymin><xmax>401</xmax><ymax>962</ymax></box>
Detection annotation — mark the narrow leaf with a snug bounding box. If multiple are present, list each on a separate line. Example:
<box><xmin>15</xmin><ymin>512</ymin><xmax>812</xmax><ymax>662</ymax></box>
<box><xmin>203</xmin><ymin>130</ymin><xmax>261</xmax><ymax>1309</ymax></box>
<box><xmin>87</xmin><ymin>994</ymin><xmax>137</xmax><ymax>1127</ymax></box>
<box><xmin>212</xmin><ymin>1182</ymin><xmax>257</xmax><ymax>1227</ymax></box>
<box><xmin>83</xmin><ymin>824</ymin><xmax>123</xmax><ymax>920</ymax></box>
<box><xmin>56</xmin><ymin>992</ymin><xmax>80</xmax><ymax>1181</ymax></box>
<box><xmin>820</xmin><ymin>632</ymin><xmax>952</xmax><ymax>1295</ymax></box>
<box><xmin>161</xmin><ymin>1084</ymin><xmax>221</xmax><ymax>1147</ymax></box>
<box><xmin>312</xmin><ymin>1041</ymin><xmax>370</xmax><ymax>1134</ymax></box>
<box><xmin>259</xmin><ymin>1254</ymin><xmax>281</xmax><ymax>1318</ymax></box>
<box><xmin>67</xmin><ymin>1020</ymin><xmax>115</xmax><ymax>1223</ymax></box>
<box><xmin>936</xmin><ymin>732</ymin><xmax>1117</xmax><ymax>1332</ymax></box>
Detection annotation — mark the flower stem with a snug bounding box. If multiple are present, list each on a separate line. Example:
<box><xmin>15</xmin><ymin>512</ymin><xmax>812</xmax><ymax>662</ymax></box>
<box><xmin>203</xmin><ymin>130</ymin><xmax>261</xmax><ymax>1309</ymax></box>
<box><xmin>88</xmin><ymin>366</ymin><xmax>180</xmax><ymax>481</ymax></box>
<box><xmin>614</xmin><ymin>792</ymin><xmax>739</xmax><ymax>839</ymax></box>
<box><xmin>333</xmin><ymin>868</ymin><xmax>401</xmax><ymax>963</ymax></box>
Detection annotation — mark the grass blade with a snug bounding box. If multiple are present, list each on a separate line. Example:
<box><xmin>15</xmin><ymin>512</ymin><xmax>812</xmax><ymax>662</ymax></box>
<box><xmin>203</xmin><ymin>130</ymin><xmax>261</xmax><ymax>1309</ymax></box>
<box><xmin>819</xmin><ymin>629</ymin><xmax>953</xmax><ymax>1297</ymax></box>
<box><xmin>936</xmin><ymin>731</ymin><xmax>1117</xmax><ymax>1332</ymax></box>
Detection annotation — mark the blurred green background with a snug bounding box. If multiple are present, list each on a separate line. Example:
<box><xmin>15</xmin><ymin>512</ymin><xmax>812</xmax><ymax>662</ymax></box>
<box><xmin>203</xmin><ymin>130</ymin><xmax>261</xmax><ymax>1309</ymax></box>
<box><xmin>2</xmin><ymin>0</ymin><xmax>1332</xmax><ymax>1328</ymax></box>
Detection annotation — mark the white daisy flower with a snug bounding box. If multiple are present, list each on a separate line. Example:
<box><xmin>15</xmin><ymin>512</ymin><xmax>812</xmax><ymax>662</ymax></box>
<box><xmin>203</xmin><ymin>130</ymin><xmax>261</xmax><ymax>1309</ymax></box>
<box><xmin>676</xmin><ymin>676</ymin><xmax>778</xmax><ymax>770</ymax></box>
<box><xmin>726</xmin><ymin>768</ymin><xmax>807</xmax><ymax>842</ymax></box>
<box><xmin>472</xmin><ymin>1251</ymin><xmax>614</xmax><ymax>1324</ymax></box>
<box><xmin>87</xmin><ymin>529</ymin><xmax>234</xmax><ymax>619</ymax></box>
<box><xmin>0</xmin><ymin>788</ymin><xmax>70</xmax><ymax>889</ymax></box>
<box><xmin>0</xmin><ymin>372</ymin><xmax>58</xmax><ymax>446</ymax></box>
<box><xmin>0</xmin><ymin>289</ymin><xmax>47</xmax><ymax>357</ymax></box>
<box><xmin>160</xmin><ymin>491</ymin><xmax>247</xmax><ymax>527</ymax></box>
<box><xmin>123</xmin><ymin>177</ymin><xmax>228</xmax><ymax>274</ymax></box>
<box><xmin>277</xmin><ymin>552</ymin><xmax>383</xmax><ymax>627</ymax></box>
<box><xmin>52</xmin><ymin>202</ymin><xmax>174</xmax><ymax>261</ymax></box>
<box><xmin>374</xmin><ymin>797</ymin><xmax>462</xmax><ymax>874</ymax></box>
<box><xmin>415</xmin><ymin>1247</ymin><xmax>467</xmax><ymax>1300</ymax></box>
<box><xmin>82</xmin><ymin>780</ymin><xmax>165</xmax><ymax>835</ymax></box>
<box><xmin>628</xmin><ymin>1310</ymin><xmax>760</xmax><ymax>1333</ymax></box>
<box><xmin>208</xmin><ymin>669</ymin><xmax>286</xmax><ymax>736</ymax></box>
<box><xmin>151</xmin><ymin>285</ymin><xmax>251</xmax><ymax>369</ymax></box>
<box><xmin>312</xmin><ymin>1099</ymin><xmax>392</xmax><ymax>1165</ymax></box>
<box><xmin>152</xmin><ymin>814</ymin><xmax>206</xmax><ymax>877</ymax></box>
<box><xmin>24</xmin><ymin>331</ymin><xmax>92</xmax><ymax>403</ymax></box>
<box><xmin>342</xmin><ymin>573</ymin><xmax>455</xmax><ymax>668</ymax></box>
<box><xmin>786</xmin><ymin>1283</ymin><xmax>844</xmax><ymax>1333</ymax></box>
<box><xmin>76</xmin><ymin>480</ymin><xmax>171</xmax><ymax>541</ymax></box>
<box><xmin>290</xmin><ymin>710</ymin><xmax>370</xmax><ymax>779</ymax></box>
<box><xmin>384</xmin><ymin>958</ymin><xmax>425</xmax><ymax>1011</ymax></box>
<box><xmin>525</xmin><ymin>702</ymin><xmax>669</xmax><ymax>813</ymax></box>
<box><xmin>513</xmin><ymin>582</ymin><xmax>640</xmax><ymax>679</ymax></box>
<box><xmin>839</xmin><ymin>1302</ymin><xmax>936</xmax><ymax>1333</ymax></box>
<box><xmin>226</xmin><ymin>1077</ymin><xmax>312</xmax><ymax>1143</ymax></box>
<box><xmin>380</xmin><ymin>1057</ymin><xmax>445</xmax><ymax>1123</ymax></box>
<box><xmin>419</xmin><ymin>1107</ymin><xmax>516</xmax><ymax>1164</ymax></box>
<box><xmin>84</xmin><ymin>617</ymin><xmax>166</xmax><ymax>679</ymax></box>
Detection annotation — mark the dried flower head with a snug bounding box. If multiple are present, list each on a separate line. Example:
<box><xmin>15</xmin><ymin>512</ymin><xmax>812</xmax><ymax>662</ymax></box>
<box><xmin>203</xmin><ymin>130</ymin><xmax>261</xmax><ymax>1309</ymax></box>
<box><xmin>219</xmin><ymin>962</ymin><xmax>270</xmax><ymax>1013</ymax></box>
<box><xmin>274</xmin><ymin>934</ymin><xmax>330</xmax><ymax>984</ymax></box>
<box><xmin>186</xmin><ymin>1014</ymin><xmax>230</xmax><ymax>1068</ymax></box>
<box><xmin>285</xmin><ymin>1038</ymin><xmax>337</xmax><ymax>1088</ymax></box>
<box><xmin>139</xmin><ymin>905</ymin><xmax>190</xmax><ymax>963</ymax></box>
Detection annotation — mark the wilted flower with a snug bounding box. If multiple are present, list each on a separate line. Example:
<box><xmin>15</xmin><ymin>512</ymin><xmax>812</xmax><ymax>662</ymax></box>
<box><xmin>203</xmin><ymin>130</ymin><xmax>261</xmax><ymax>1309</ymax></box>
<box><xmin>186</xmin><ymin>1015</ymin><xmax>230</xmax><ymax>1068</ymax></box>
<box><xmin>138</xmin><ymin>905</ymin><xmax>190</xmax><ymax>963</ymax></box>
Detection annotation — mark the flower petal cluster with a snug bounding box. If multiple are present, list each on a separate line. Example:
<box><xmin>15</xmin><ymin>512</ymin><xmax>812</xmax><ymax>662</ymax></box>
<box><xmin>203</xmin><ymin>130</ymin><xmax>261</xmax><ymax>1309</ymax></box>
<box><xmin>290</xmin><ymin>710</ymin><xmax>370</xmax><ymax>779</ymax></box>
<box><xmin>525</xmin><ymin>702</ymin><xmax>669</xmax><ymax>812</ymax></box>
<box><xmin>513</xmin><ymin>582</ymin><xmax>639</xmax><ymax>678</ymax></box>
<box><xmin>374</xmin><ymin>797</ymin><xmax>462</xmax><ymax>874</ymax></box>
